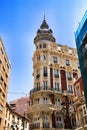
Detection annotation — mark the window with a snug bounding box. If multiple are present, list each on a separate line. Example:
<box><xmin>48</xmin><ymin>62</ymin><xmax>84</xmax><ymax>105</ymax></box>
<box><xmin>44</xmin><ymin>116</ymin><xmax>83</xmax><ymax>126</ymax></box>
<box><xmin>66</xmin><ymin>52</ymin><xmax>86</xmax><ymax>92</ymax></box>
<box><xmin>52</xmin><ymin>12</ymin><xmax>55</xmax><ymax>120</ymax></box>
<box><xmin>0</xmin><ymin>104</ymin><xmax>3</xmax><ymax>112</ymax></box>
<box><xmin>0</xmin><ymin>48</ymin><xmax>3</xmax><ymax>55</ymax></box>
<box><xmin>0</xmin><ymin>76</ymin><xmax>3</xmax><ymax>84</ymax></box>
<box><xmin>39</xmin><ymin>44</ymin><xmax>42</xmax><ymax>49</ymax></box>
<box><xmin>77</xmin><ymin>62</ymin><xmax>80</xmax><ymax>68</ymax></box>
<box><xmin>5</xmin><ymin>73</ymin><xmax>8</xmax><ymax>79</ymax></box>
<box><xmin>67</xmin><ymin>72</ymin><xmax>72</xmax><ymax>80</ymax></box>
<box><xmin>43</xmin><ymin>55</ymin><xmax>46</xmax><ymax>60</ymax></box>
<box><xmin>4</xmin><ymin>82</ymin><xmax>7</xmax><ymax>90</ymax></box>
<box><xmin>76</xmin><ymin>85</ymin><xmax>81</xmax><ymax>97</ymax></box>
<box><xmin>37</xmin><ymin>55</ymin><xmax>40</xmax><ymax>61</ymax></box>
<box><xmin>36</xmin><ymin>82</ymin><xmax>40</xmax><ymax>88</ymax></box>
<box><xmin>56</xmin><ymin>116</ymin><xmax>61</xmax><ymax>121</ymax></box>
<box><xmin>69</xmin><ymin>100</ymin><xmax>73</xmax><ymax>105</ymax></box>
<box><xmin>83</xmin><ymin>105</ymin><xmax>86</xmax><ymax>115</ymax></box>
<box><xmin>4</xmin><ymin>57</ymin><xmax>7</xmax><ymax>63</ymax></box>
<box><xmin>68</xmin><ymin>85</ymin><xmax>73</xmax><ymax>93</ymax></box>
<box><xmin>43</xmin><ymin>67</ymin><xmax>47</xmax><ymax>76</ymax></box>
<box><xmin>66</xmin><ymin>59</ymin><xmax>70</xmax><ymax>66</ymax></box>
<box><xmin>43</xmin><ymin>44</ymin><xmax>46</xmax><ymax>48</ymax></box>
<box><xmin>55</xmin><ymin>99</ymin><xmax>61</xmax><ymax>105</ymax></box>
<box><xmin>54</xmin><ymin>69</ymin><xmax>59</xmax><ymax>78</ymax></box>
<box><xmin>44</xmin><ymin>115</ymin><xmax>48</xmax><ymax>121</ymax></box>
<box><xmin>53</xmin><ymin>56</ymin><xmax>57</xmax><ymax>63</ymax></box>
<box><xmin>43</xmin><ymin>97</ymin><xmax>48</xmax><ymax>104</ymax></box>
<box><xmin>0</xmin><ymin>49</ymin><xmax>1</xmax><ymax>55</ymax></box>
<box><xmin>55</xmin><ymin>82</ymin><xmax>59</xmax><ymax>91</ymax></box>
<box><xmin>43</xmin><ymin>115</ymin><xmax>49</xmax><ymax>128</ymax></box>
<box><xmin>2</xmin><ymin>66</ymin><xmax>5</xmax><ymax>72</ymax></box>
<box><xmin>7</xmin><ymin>64</ymin><xmax>9</xmax><ymax>69</ymax></box>
<box><xmin>36</xmin><ymin>69</ymin><xmax>40</xmax><ymax>78</ymax></box>
<box><xmin>43</xmin><ymin>81</ymin><xmax>48</xmax><ymax>89</ymax></box>
<box><xmin>35</xmin><ymin>98</ymin><xmax>39</xmax><ymax>104</ymax></box>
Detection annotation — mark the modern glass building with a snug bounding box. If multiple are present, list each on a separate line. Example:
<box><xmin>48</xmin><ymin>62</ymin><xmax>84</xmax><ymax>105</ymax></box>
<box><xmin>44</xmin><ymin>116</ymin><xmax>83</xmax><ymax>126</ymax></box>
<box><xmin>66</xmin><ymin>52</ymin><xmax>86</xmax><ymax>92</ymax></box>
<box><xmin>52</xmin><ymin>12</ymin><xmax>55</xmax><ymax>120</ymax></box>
<box><xmin>75</xmin><ymin>11</ymin><xmax>87</xmax><ymax>106</ymax></box>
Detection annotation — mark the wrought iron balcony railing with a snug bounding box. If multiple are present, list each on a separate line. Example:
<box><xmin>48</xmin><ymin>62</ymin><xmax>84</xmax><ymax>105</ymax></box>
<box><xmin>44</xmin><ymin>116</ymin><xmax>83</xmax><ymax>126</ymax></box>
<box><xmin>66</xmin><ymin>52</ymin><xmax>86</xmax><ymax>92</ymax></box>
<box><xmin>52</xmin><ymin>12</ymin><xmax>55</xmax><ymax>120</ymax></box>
<box><xmin>29</xmin><ymin>123</ymin><xmax>40</xmax><ymax>129</ymax></box>
<box><xmin>67</xmin><ymin>77</ymin><xmax>72</xmax><ymax>80</ymax></box>
<box><xmin>43</xmin><ymin>122</ymin><xmax>49</xmax><ymax>128</ymax></box>
<box><xmin>54</xmin><ymin>74</ymin><xmax>59</xmax><ymax>78</ymax></box>
<box><xmin>56</xmin><ymin>122</ymin><xmax>63</xmax><ymax>128</ymax></box>
<box><xmin>30</xmin><ymin>86</ymin><xmax>62</xmax><ymax>95</ymax></box>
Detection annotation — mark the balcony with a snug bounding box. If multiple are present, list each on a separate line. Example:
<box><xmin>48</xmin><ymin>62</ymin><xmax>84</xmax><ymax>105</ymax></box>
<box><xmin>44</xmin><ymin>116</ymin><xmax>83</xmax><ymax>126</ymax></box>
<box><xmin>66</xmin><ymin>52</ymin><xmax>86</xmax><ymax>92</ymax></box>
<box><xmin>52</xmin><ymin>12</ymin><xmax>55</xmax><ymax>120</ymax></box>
<box><xmin>30</xmin><ymin>86</ymin><xmax>52</xmax><ymax>95</ymax></box>
<box><xmin>67</xmin><ymin>77</ymin><xmax>72</xmax><ymax>81</ymax></box>
<box><xmin>68</xmin><ymin>90</ymin><xmax>73</xmax><ymax>94</ymax></box>
<box><xmin>28</xmin><ymin>104</ymin><xmax>55</xmax><ymax>113</ymax></box>
<box><xmin>53</xmin><ymin>61</ymin><xmax>58</xmax><ymax>63</ymax></box>
<box><xmin>29</xmin><ymin>123</ymin><xmax>40</xmax><ymax>129</ymax></box>
<box><xmin>43</xmin><ymin>122</ymin><xmax>49</xmax><ymax>128</ymax></box>
<box><xmin>34</xmin><ymin>123</ymin><xmax>40</xmax><ymax>129</ymax></box>
<box><xmin>66</xmin><ymin>63</ymin><xmax>70</xmax><ymax>66</ymax></box>
<box><xmin>56</xmin><ymin>122</ymin><xmax>63</xmax><ymax>128</ymax></box>
<box><xmin>54</xmin><ymin>88</ymin><xmax>61</xmax><ymax>94</ymax></box>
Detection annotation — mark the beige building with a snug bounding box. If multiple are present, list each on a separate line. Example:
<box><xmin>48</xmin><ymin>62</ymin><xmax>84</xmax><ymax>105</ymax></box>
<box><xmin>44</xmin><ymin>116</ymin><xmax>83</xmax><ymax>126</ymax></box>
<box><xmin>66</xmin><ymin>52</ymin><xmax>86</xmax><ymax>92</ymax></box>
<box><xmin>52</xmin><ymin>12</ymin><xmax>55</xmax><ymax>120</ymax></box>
<box><xmin>74</xmin><ymin>77</ymin><xmax>87</xmax><ymax>130</ymax></box>
<box><xmin>0</xmin><ymin>38</ymin><xmax>10</xmax><ymax>130</ymax></box>
<box><xmin>4</xmin><ymin>103</ymin><xmax>29</xmax><ymax>130</ymax></box>
<box><xmin>28</xmin><ymin>17</ymin><xmax>80</xmax><ymax>129</ymax></box>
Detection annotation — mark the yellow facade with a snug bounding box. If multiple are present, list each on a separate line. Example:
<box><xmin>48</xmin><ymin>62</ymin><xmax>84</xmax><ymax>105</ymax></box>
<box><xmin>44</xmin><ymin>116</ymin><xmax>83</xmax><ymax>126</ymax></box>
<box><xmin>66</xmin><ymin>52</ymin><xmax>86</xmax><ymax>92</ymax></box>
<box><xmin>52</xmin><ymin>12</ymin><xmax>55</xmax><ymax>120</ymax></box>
<box><xmin>0</xmin><ymin>38</ymin><xmax>10</xmax><ymax>130</ymax></box>
<box><xmin>28</xmin><ymin>18</ymin><xmax>80</xmax><ymax>130</ymax></box>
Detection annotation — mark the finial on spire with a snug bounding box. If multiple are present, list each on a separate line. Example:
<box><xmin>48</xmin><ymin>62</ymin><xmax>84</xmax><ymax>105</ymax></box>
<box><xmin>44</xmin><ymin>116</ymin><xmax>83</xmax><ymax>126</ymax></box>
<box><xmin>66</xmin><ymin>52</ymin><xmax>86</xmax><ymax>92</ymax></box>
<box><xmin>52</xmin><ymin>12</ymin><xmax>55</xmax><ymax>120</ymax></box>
<box><xmin>44</xmin><ymin>11</ymin><xmax>46</xmax><ymax>20</ymax></box>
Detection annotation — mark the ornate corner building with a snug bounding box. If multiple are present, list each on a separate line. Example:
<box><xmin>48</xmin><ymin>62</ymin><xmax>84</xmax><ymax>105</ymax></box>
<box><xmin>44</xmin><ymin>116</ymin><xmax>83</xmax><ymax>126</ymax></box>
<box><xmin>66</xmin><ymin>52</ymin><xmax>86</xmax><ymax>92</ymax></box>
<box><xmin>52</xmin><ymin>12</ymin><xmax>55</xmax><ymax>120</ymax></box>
<box><xmin>0</xmin><ymin>38</ymin><xmax>10</xmax><ymax>129</ymax></box>
<box><xmin>28</xmin><ymin>17</ymin><xmax>80</xmax><ymax>130</ymax></box>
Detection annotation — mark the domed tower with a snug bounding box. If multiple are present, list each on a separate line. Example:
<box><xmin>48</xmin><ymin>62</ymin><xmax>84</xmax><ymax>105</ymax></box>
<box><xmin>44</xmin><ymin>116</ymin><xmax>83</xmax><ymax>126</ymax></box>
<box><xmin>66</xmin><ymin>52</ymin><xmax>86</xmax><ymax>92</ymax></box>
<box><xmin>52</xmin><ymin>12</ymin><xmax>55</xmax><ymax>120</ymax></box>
<box><xmin>28</xmin><ymin>17</ymin><xmax>80</xmax><ymax>130</ymax></box>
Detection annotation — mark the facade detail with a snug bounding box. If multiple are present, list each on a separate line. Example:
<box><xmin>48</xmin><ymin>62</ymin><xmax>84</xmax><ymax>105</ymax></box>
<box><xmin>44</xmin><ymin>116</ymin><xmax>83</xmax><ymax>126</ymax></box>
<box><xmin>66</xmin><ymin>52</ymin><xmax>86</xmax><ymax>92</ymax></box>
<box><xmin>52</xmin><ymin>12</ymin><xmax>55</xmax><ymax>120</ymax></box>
<box><xmin>0</xmin><ymin>38</ymin><xmax>10</xmax><ymax>129</ymax></box>
<box><xmin>74</xmin><ymin>77</ymin><xmax>87</xmax><ymax>130</ymax></box>
<box><xmin>75</xmin><ymin>10</ymin><xmax>87</xmax><ymax>105</ymax></box>
<box><xmin>28</xmin><ymin>17</ymin><xmax>80</xmax><ymax>130</ymax></box>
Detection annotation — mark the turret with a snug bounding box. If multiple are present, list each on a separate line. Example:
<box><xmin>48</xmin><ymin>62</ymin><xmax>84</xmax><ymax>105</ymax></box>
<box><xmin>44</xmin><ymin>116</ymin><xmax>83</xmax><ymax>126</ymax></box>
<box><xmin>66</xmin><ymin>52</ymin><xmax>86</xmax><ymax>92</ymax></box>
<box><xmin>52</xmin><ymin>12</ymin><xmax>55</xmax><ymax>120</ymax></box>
<box><xmin>34</xmin><ymin>17</ymin><xmax>56</xmax><ymax>44</ymax></box>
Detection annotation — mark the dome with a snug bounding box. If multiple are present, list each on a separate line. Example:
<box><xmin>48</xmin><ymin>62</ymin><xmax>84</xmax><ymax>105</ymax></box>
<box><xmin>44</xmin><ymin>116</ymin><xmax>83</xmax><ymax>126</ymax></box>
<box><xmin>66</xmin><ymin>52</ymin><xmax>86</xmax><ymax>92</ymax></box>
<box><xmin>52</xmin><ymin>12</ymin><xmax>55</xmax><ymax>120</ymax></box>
<box><xmin>34</xmin><ymin>17</ymin><xmax>56</xmax><ymax>44</ymax></box>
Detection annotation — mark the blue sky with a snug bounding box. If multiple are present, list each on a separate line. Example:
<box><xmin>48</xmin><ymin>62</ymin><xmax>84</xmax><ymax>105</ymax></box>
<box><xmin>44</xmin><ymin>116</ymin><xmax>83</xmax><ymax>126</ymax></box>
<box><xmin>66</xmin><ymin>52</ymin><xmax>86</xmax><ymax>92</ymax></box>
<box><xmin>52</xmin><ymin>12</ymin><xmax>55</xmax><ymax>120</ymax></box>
<box><xmin>0</xmin><ymin>0</ymin><xmax>87</xmax><ymax>102</ymax></box>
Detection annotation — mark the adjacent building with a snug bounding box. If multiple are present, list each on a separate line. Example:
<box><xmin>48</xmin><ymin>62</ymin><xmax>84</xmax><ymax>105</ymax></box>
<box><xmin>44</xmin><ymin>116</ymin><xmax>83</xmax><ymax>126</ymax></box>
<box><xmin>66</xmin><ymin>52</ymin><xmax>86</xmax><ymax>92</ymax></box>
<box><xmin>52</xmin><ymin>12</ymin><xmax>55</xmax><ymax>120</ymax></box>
<box><xmin>4</xmin><ymin>103</ymin><xmax>29</xmax><ymax>130</ymax></box>
<box><xmin>74</xmin><ymin>77</ymin><xmax>87</xmax><ymax>130</ymax></box>
<box><xmin>28</xmin><ymin>17</ymin><xmax>80</xmax><ymax>130</ymax></box>
<box><xmin>75</xmin><ymin>10</ymin><xmax>87</xmax><ymax>105</ymax></box>
<box><xmin>0</xmin><ymin>38</ymin><xmax>10</xmax><ymax>129</ymax></box>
